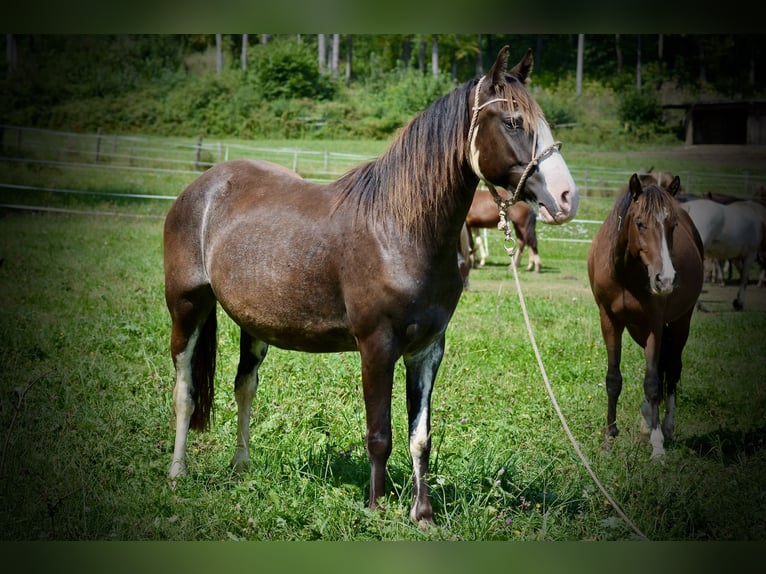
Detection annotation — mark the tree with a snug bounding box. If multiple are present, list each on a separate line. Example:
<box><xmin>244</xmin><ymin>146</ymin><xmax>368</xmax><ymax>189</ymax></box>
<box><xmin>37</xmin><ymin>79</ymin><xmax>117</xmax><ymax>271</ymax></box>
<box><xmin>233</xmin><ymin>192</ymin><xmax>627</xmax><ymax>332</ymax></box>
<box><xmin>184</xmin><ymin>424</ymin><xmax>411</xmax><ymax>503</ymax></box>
<box><xmin>318</xmin><ymin>34</ymin><xmax>326</xmax><ymax>75</ymax></box>
<box><xmin>345</xmin><ymin>35</ymin><xmax>352</xmax><ymax>86</ymax></box>
<box><xmin>215</xmin><ymin>33</ymin><xmax>223</xmax><ymax>74</ymax></box>
<box><xmin>431</xmin><ymin>36</ymin><xmax>439</xmax><ymax>77</ymax></box>
<box><xmin>615</xmin><ymin>34</ymin><xmax>623</xmax><ymax>75</ymax></box>
<box><xmin>576</xmin><ymin>34</ymin><xmax>584</xmax><ymax>96</ymax></box>
<box><xmin>241</xmin><ymin>34</ymin><xmax>248</xmax><ymax>72</ymax></box>
<box><xmin>331</xmin><ymin>34</ymin><xmax>340</xmax><ymax>80</ymax></box>
<box><xmin>636</xmin><ymin>34</ymin><xmax>642</xmax><ymax>91</ymax></box>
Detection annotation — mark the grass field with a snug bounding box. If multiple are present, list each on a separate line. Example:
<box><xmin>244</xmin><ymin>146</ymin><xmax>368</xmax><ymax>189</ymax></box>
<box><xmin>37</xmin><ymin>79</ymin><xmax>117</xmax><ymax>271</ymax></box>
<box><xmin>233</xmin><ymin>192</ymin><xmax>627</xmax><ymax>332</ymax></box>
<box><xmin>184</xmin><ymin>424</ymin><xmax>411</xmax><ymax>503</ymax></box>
<box><xmin>1</xmin><ymin>191</ymin><xmax>765</xmax><ymax>540</ymax></box>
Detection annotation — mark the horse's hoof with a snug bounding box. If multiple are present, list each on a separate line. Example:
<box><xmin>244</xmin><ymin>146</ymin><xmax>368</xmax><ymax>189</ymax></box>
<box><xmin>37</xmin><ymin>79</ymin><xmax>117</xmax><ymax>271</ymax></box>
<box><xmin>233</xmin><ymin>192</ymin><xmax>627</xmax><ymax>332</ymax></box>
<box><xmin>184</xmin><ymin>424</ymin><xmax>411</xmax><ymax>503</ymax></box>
<box><xmin>168</xmin><ymin>460</ymin><xmax>186</xmax><ymax>481</ymax></box>
<box><xmin>600</xmin><ymin>436</ymin><xmax>615</xmax><ymax>452</ymax></box>
<box><xmin>732</xmin><ymin>299</ymin><xmax>744</xmax><ymax>311</ymax></box>
<box><xmin>415</xmin><ymin>517</ymin><xmax>436</xmax><ymax>531</ymax></box>
<box><xmin>230</xmin><ymin>452</ymin><xmax>250</xmax><ymax>475</ymax></box>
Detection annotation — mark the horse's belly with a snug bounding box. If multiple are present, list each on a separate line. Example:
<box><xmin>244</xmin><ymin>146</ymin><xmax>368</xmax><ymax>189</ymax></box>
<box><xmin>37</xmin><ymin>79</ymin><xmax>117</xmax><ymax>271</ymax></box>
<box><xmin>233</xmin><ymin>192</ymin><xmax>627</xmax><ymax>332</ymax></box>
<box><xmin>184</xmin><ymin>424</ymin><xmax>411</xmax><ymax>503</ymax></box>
<box><xmin>218</xmin><ymin>290</ymin><xmax>357</xmax><ymax>353</ymax></box>
<box><xmin>209</xmin><ymin>249</ymin><xmax>356</xmax><ymax>352</ymax></box>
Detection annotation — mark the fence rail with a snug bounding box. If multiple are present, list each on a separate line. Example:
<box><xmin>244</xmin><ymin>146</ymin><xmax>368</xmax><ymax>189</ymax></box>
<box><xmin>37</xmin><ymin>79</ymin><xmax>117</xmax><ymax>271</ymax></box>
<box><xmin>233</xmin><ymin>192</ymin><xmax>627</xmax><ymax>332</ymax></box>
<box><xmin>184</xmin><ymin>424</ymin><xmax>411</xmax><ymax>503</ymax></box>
<box><xmin>2</xmin><ymin>125</ymin><xmax>766</xmax><ymax>244</ymax></box>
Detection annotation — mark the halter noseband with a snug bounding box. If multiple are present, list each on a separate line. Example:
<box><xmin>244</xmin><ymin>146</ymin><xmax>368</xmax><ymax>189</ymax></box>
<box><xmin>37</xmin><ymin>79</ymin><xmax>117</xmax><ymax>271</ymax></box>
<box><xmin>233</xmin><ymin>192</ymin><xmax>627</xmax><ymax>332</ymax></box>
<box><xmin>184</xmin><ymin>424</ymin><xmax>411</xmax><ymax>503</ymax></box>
<box><xmin>467</xmin><ymin>75</ymin><xmax>563</xmax><ymax>254</ymax></box>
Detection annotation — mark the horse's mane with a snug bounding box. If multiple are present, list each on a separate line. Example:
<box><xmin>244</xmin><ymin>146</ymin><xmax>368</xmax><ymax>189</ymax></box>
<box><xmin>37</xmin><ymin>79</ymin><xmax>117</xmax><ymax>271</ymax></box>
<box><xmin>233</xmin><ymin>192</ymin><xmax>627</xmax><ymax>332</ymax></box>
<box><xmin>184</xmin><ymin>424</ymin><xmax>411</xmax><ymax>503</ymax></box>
<box><xmin>331</xmin><ymin>75</ymin><xmax>544</xmax><ymax>238</ymax></box>
<box><xmin>606</xmin><ymin>183</ymin><xmax>677</xmax><ymax>266</ymax></box>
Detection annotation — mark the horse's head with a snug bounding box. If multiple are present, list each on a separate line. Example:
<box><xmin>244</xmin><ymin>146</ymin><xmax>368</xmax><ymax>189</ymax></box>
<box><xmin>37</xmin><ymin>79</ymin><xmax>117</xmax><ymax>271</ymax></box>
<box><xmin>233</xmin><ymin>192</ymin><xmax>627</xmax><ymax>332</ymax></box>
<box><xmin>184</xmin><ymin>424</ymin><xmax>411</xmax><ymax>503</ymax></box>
<box><xmin>466</xmin><ymin>46</ymin><xmax>578</xmax><ymax>225</ymax></box>
<box><xmin>624</xmin><ymin>173</ymin><xmax>682</xmax><ymax>295</ymax></box>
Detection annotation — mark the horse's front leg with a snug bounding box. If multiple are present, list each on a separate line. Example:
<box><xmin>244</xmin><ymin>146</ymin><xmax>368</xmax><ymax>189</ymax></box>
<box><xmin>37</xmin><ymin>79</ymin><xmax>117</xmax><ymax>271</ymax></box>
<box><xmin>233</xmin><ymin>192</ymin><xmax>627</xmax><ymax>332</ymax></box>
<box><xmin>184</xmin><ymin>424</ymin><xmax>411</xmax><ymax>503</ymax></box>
<box><xmin>358</xmin><ymin>334</ymin><xmax>398</xmax><ymax>513</ymax></box>
<box><xmin>598</xmin><ymin>309</ymin><xmax>624</xmax><ymax>447</ymax></box>
<box><xmin>403</xmin><ymin>335</ymin><xmax>444</xmax><ymax>525</ymax></box>
<box><xmin>639</xmin><ymin>327</ymin><xmax>665</xmax><ymax>459</ymax></box>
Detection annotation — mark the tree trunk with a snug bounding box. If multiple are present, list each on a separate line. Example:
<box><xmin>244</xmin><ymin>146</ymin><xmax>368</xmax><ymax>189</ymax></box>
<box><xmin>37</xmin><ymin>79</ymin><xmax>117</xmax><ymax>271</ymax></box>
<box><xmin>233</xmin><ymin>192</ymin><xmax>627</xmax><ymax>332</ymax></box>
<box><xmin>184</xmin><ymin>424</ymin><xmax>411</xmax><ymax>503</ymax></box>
<box><xmin>318</xmin><ymin>34</ymin><xmax>326</xmax><ymax>75</ymax></box>
<box><xmin>216</xmin><ymin>34</ymin><xmax>223</xmax><ymax>74</ymax></box>
<box><xmin>657</xmin><ymin>34</ymin><xmax>663</xmax><ymax>88</ymax></box>
<box><xmin>431</xmin><ymin>36</ymin><xmax>439</xmax><ymax>77</ymax></box>
<box><xmin>576</xmin><ymin>34</ymin><xmax>584</xmax><ymax>96</ymax></box>
<box><xmin>241</xmin><ymin>34</ymin><xmax>248</xmax><ymax>72</ymax></box>
<box><xmin>331</xmin><ymin>34</ymin><xmax>340</xmax><ymax>80</ymax></box>
<box><xmin>615</xmin><ymin>34</ymin><xmax>623</xmax><ymax>75</ymax></box>
<box><xmin>345</xmin><ymin>34</ymin><xmax>353</xmax><ymax>87</ymax></box>
<box><xmin>402</xmin><ymin>35</ymin><xmax>412</xmax><ymax>67</ymax></box>
<box><xmin>476</xmin><ymin>34</ymin><xmax>484</xmax><ymax>76</ymax></box>
<box><xmin>5</xmin><ymin>34</ymin><xmax>17</xmax><ymax>77</ymax></box>
<box><xmin>636</xmin><ymin>34</ymin><xmax>642</xmax><ymax>92</ymax></box>
<box><xmin>418</xmin><ymin>39</ymin><xmax>425</xmax><ymax>73</ymax></box>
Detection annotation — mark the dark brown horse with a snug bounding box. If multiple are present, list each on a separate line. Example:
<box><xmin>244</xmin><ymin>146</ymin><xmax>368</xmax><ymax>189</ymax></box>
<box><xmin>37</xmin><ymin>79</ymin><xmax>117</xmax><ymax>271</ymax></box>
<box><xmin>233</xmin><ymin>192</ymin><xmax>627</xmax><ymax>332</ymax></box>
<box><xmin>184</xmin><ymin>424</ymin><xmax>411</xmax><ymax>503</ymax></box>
<box><xmin>465</xmin><ymin>188</ymin><xmax>540</xmax><ymax>271</ymax></box>
<box><xmin>587</xmin><ymin>174</ymin><xmax>703</xmax><ymax>459</ymax></box>
<box><xmin>163</xmin><ymin>46</ymin><xmax>578</xmax><ymax>524</ymax></box>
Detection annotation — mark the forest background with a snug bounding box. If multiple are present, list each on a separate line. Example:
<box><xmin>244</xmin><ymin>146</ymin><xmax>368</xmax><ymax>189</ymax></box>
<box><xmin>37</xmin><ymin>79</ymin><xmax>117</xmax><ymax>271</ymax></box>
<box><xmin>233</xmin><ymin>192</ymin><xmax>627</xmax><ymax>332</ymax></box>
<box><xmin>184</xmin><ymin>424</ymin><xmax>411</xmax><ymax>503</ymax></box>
<box><xmin>2</xmin><ymin>34</ymin><xmax>764</xmax><ymax>146</ymax></box>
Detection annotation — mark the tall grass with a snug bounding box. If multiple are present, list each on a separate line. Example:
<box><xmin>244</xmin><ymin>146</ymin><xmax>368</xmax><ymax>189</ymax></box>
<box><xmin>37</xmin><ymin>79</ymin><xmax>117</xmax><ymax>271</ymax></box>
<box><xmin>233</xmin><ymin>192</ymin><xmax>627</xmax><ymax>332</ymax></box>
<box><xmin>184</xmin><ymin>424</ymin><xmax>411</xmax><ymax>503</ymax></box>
<box><xmin>1</xmin><ymin>205</ymin><xmax>764</xmax><ymax>540</ymax></box>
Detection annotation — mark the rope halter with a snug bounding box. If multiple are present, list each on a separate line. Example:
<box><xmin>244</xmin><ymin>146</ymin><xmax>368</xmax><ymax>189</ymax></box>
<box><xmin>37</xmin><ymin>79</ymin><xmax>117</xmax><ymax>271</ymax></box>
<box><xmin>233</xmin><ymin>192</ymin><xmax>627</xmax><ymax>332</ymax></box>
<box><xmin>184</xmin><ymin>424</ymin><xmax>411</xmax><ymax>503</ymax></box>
<box><xmin>466</xmin><ymin>75</ymin><xmax>562</xmax><ymax>256</ymax></box>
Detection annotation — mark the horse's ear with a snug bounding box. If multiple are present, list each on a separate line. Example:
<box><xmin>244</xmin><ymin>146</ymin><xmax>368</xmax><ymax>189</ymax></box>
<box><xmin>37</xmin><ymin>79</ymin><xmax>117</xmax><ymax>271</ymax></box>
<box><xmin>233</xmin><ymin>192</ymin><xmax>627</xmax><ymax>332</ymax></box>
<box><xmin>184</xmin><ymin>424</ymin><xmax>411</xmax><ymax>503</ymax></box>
<box><xmin>488</xmin><ymin>45</ymin><xmax>510</xmax><ymax>86</ymax></box>
<box><xmin>629</xmin><ymin>173</ymin><xmax>643</xmax><ymax>200</ymax></box>
<box><xmin>508</xmin><ymin>48</ymin><xmax>534</xmax><ymax>84</ymax></box>
<box><xmin>668</xmin><ymin>176</ymin><xmax>682</xmax><ymax>196</ymax></box>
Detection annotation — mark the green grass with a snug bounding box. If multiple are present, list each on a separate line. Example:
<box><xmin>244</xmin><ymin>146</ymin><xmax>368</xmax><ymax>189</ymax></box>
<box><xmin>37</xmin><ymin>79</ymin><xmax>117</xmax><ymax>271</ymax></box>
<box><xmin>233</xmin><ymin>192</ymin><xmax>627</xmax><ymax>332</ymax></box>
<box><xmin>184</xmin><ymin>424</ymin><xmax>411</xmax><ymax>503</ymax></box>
<box><xmin>1</xmin><ymin>203</ymin><xmax>764</xmax><ymax>540</ymax></box>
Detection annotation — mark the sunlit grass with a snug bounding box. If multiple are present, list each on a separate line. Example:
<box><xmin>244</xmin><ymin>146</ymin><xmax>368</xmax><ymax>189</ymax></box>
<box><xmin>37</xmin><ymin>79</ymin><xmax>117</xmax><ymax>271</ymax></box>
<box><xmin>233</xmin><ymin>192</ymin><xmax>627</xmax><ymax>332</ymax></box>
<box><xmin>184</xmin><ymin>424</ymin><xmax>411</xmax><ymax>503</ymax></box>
<box><xmin>1</xmin><ymin>208</ymin><xmax>764</xmax><ymax>540</ymax></box>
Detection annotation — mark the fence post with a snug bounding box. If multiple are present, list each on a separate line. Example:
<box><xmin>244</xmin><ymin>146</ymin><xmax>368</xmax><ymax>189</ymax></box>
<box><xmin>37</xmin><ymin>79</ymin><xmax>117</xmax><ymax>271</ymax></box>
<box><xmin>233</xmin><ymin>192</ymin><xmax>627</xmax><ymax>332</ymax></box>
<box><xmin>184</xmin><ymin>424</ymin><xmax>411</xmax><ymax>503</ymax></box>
<box><xmin>195</xmin><ymin>136</ymin><xmax>203</xmax><ymax>170</ymax></box>
<box><xmin>95</xmin><ymin>127</ymin><xmax>102</xmax><ymax>162</ymax></box>
<box><xmin>293</xmin><ymin>151</ymin><xmax>298</xmax><ymax>172</ymax></box>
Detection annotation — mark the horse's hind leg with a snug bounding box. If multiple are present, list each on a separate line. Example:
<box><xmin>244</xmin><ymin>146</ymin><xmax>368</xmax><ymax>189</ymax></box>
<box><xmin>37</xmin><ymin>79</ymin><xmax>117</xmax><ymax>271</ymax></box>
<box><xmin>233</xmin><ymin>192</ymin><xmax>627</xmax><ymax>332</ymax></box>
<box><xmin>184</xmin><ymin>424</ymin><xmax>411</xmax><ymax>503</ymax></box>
<box><xmin>403</xmin><ymin>335</ymin><xmax>444</xmax><ymax>525</ymax></box>
<box><xmin>168</xmin><ymin>294</ymin><xmax>216</xmax><ymax>481</ymax></box>
<box><xmin>231</xmin><ymin>330</ymin><xmax>269</xmax><ymax>474</ymax></box>
<box><xmin>733</xmin><ymin>252</ymin><xmax>755</xmax><ymax>310</ymax></box>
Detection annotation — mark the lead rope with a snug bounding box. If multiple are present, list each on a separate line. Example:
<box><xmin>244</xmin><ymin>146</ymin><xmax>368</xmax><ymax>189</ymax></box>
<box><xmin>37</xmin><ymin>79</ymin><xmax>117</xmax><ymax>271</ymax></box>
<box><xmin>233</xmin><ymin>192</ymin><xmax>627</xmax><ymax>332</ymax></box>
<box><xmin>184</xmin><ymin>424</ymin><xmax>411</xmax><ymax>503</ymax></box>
<box><xmin>507</xmin><ymin>250</ymin><xmax>649</xmax><ymax>541</ymax></box>
<box><xmin>469</xmin><ymin>76</ymin><xmax>648</xmax><ymax>539</ymax></box>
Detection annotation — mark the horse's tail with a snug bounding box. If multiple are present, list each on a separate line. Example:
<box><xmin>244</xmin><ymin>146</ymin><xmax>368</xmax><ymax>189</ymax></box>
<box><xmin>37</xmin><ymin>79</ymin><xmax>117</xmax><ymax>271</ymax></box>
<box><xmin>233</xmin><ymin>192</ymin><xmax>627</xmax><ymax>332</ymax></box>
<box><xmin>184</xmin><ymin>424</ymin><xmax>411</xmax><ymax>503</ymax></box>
<box><xmin>525</xmin><ymin>209</ymin><xmax>538</xmax><ymax>252</ymax></box>
<box><xmin>189</xmin><ymin>305</ymin><xmax>217</xmax><ymax>432</ymax></box>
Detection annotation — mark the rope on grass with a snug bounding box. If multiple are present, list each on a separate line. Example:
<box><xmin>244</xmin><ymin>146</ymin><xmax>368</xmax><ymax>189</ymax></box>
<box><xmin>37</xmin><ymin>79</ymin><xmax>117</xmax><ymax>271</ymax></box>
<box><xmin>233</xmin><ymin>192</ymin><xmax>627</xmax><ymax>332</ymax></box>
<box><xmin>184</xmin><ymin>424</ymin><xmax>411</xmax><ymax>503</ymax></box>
<box><xmin>508</xmin><ymin>255</ymin><xmax>649</xmax><ymax>541</ymax></box>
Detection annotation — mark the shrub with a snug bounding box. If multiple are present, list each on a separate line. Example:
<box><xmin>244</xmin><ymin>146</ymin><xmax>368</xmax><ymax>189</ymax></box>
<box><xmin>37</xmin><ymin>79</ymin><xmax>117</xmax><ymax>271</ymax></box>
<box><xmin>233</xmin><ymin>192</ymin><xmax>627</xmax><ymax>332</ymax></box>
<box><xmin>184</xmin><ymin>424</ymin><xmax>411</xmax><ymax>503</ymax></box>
<box><xmin>617</xmin><ymin>90</ymin><xmax>663</xmax><ymax>131</ymax></box>
<box><xmin>246</xmin><ymin>38</ymin><xmax>336</xmax><ymax>101</ymax></box>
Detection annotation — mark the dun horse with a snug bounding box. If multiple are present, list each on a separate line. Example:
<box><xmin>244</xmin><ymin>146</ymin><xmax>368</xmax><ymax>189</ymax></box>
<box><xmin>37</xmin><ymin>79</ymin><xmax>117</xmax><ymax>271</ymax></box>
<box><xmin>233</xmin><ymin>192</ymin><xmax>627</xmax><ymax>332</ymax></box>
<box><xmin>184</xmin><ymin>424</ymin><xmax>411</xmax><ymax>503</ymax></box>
<box><xmin>163</xmin><ymin>46</ymin><xmax>578</xmax><ymax>524</ymax></box>
<box><xmin>466</xmin><ymin>188</ymin><xmax>540</xmax><ymax>271</ymax></box>
<box><xmin>587</xmin><ymin>175</ymin><xmax>702</xmax><ymax>459</ymax></box>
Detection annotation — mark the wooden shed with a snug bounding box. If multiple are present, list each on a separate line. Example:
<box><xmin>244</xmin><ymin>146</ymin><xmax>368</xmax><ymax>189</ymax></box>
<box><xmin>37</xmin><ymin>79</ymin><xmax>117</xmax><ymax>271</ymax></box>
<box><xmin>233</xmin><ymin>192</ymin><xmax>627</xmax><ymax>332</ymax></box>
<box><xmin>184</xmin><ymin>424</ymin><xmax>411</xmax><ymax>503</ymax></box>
<box><xmin>669</xmin><ymin>100</ymin><xmax>766</xmax><ymax>145</ymax></box>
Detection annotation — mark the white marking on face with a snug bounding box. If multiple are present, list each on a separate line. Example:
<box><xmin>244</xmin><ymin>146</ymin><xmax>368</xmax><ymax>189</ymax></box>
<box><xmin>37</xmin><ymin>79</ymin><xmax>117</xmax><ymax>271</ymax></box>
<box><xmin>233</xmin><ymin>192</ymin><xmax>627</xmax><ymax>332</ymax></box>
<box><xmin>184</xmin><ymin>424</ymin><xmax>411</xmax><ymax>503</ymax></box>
<box><xmin>650</xmin><ymin>208</ymin><xmax>676</xmax><ymax>294</ymax></box>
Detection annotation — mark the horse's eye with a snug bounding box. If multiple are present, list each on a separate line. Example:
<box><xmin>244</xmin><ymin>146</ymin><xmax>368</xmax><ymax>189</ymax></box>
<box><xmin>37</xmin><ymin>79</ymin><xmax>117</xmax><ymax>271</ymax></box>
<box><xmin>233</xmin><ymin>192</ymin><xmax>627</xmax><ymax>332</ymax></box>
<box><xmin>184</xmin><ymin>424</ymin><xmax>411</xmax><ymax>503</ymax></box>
<box><xmin>636</xmin><ymin>220</ymin><xmax>646</xmax><ymax>230</ymax></box>
<box><xmin>503</xmin><ymin>116</ymin><xmax>522</xmax><ymax>130</ymax></box>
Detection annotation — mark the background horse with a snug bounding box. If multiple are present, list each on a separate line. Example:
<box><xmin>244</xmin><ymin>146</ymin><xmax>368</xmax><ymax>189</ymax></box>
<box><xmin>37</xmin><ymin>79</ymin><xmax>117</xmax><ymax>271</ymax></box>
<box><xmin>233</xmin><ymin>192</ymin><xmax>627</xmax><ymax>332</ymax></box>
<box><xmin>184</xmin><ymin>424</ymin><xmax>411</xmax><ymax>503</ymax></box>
<box><xmin>465</xmin><ymin>188</ymin><xmax>541</xmax><ymax>271</ymax></box>
<box><xmin>587</xmin><ymin>174</ymin><xmax>703</xmax><ymax>459</ymax></box>
<box><xmin>457</xmin><ymin>223</ymin><xmax>474</xmax><ymax>289</ymax></box>
<box><xmin>163</xmin><ymin>46</ymin><xmax>578</xmax><ymax>525</ymax></box>
<box><xmin>680</xmin><ymin>198</ymin><xmax>766</xmax><ymax>310</ymax></box>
